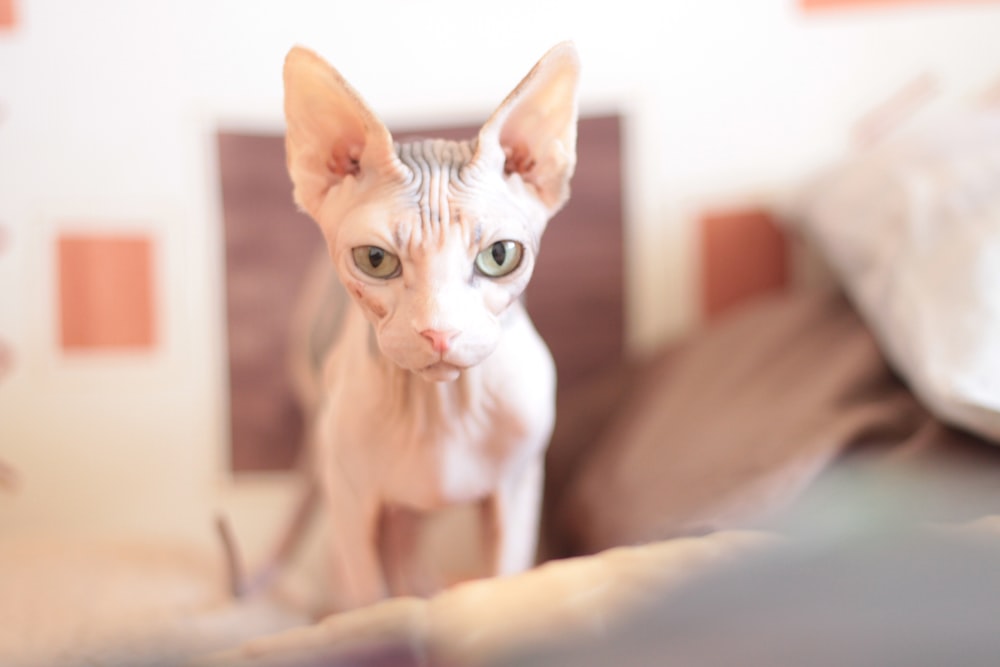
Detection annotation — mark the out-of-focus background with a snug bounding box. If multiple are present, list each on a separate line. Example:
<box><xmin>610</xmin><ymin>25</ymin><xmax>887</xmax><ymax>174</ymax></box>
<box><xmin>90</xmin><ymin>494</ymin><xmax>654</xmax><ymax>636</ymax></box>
<box><xmin>1</xmin><ymin>0</ymin><xmax>999</xmax><ymax>552</ymax></box>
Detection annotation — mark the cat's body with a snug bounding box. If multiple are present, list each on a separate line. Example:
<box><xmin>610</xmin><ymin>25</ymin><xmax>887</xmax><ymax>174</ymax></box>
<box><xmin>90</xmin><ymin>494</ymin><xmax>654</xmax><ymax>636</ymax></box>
<box><xmin>314</xmin><ymin>295</ymin><xmax>554</xmax><ymax>606</ymax></box>
<box><xmin>280</xmin><ymin>43</ymin><xmax>580</xmax><ymax>612</ymax></box>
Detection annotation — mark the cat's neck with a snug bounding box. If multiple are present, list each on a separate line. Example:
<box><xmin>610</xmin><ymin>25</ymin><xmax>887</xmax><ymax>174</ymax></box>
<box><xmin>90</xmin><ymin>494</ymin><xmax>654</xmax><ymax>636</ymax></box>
<box><xmin>383</xmin><ymin>360</ymin><xmax>480</xmax><ymax>427</ymax></box>
<box><xmin>365</xmin><ymin>321</ymin><xmax>496</xmax><ymax>441</ymax></box>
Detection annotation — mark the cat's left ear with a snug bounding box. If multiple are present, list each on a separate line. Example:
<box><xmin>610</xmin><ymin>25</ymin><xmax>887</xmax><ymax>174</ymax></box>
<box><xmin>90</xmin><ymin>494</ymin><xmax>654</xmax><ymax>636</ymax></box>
<box><xmin>471</xmin><ymin>42</ymin><xmax>581</xmax><ymax>214</ymax></box>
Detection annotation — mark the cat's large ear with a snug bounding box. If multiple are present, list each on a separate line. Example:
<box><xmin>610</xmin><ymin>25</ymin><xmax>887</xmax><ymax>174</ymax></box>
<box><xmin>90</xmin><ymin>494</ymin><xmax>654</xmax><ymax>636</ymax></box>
<box><xmin>470</xmin><ymin>42</ymin><xmax>581</xmax><ymax>214</ymax></box>
<box><xmin>283</xmin><ymin>47</ymin><xmax>406</xmax><ymax>220</ymax></box>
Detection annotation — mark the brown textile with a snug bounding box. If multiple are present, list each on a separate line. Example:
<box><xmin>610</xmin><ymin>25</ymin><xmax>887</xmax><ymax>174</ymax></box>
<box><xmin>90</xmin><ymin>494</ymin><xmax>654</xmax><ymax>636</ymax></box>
<box><xmin>547</xmin><ymin>290</ymin><xmax>983</xmax><ymax>556</ymax></box>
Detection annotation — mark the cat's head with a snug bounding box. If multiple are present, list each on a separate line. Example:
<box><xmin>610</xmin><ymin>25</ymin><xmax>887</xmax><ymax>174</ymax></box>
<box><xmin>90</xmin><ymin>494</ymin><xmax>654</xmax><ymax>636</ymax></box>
<box><xmin>283</xmin><ymin>43</ymin><xmax>580</xmax><ymax>382</ymax></box>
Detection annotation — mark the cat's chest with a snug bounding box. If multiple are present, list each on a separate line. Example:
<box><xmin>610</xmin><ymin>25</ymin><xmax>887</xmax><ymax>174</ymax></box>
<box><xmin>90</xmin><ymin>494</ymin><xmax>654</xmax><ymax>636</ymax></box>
<box><xmin>383</xmin><ymin>404</ymin><xmax>518</xmax><ymax>509</ymax></box>
<box><xmin>319</xmin><ymin>308</ymin><xmax>555</xmax><ymax>510</ymax></box>
<box><xmin>374</xmin><ymin>363</ymin><xmax>548</xmax><ymax>510</ymax></box>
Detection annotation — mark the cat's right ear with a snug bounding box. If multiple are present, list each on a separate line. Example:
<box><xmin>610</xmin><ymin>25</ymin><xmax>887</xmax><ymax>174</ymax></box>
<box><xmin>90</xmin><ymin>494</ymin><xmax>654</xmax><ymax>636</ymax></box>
<box><xmin>283</xmin><ymin>47</ymin><xmax>406</xmax><ymax>221</ymax></box>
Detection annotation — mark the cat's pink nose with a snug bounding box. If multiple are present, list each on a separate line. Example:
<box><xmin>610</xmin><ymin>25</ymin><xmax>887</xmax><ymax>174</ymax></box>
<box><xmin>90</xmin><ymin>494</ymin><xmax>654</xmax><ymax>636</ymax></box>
<box><xmin>420</xmin><ymin>329</ymin><xmax>457</xmax><ymax>354</ymax></box>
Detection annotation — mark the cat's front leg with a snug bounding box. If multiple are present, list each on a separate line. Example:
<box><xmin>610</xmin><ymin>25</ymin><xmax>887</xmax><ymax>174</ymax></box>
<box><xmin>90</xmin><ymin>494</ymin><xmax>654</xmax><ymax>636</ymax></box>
<box><xmin>482</xmin><ymin>456</ymin><xmax>545</xmax><ymax>576</ymax></box>
<box><xmin>321</xmin><ymin>470</ymin><xmax>387</xmax><ymax>611</ymax></box>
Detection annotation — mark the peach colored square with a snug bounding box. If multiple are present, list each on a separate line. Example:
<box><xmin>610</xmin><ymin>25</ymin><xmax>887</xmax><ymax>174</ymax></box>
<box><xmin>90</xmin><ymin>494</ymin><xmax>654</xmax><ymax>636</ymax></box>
<box><xmin>0</xmin><ymin>0</ymin><xmax>16</xmax><ymax>29</ymax></box>
<box><xmin>802</xmin><ymin>0</ymin><xmax>992</xmax><ymax>9</ymax></box>
<box><xmin>700</xmin><ymin>208</ymin><xmax>789</xmax><ymax>320</ymax></box>
<box><xmin>58</xmin><ymin>234</ymin><xmax>156</xmax><ymax>350</ymax></box>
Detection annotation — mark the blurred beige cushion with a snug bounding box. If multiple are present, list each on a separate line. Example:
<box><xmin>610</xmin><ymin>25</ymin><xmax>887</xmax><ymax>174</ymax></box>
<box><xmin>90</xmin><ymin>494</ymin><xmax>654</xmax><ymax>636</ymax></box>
<box><xmin>788</xmin><ymin>112</ymin><xmax>1000</xmax><ymax>442</ymax></box>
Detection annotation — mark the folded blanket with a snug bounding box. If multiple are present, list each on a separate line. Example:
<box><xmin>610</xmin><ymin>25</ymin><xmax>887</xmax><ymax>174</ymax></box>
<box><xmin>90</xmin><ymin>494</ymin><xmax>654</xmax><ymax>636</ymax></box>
<box><xmin>190</xmin><ymin>531</ymin><xmax>775</xmax><ymax>667</ymax></box>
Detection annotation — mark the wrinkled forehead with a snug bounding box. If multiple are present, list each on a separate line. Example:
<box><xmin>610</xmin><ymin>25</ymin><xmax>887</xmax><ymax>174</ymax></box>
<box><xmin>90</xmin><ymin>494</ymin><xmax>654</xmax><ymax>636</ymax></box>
<box><xmin>396</xmin><ymin>138</ymin><xmax>476</xmax><ymax>179</ymax></box>
<box><xmin>389</xmin><ymin>138</ymin><xmax>538</xmax><ymax>246</ymax></box>
<box><xmin>394</xmin><ymin>138</ymin><xmax>475</xmax><ymax>230</ymax></box>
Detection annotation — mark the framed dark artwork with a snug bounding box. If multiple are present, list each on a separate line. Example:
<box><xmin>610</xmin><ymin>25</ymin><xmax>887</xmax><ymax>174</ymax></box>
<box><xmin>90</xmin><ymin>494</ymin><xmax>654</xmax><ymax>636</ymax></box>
<box><xmin>218</xmin><ymin>116</ymin><xmax>624</xmax><ymax>471</ymax></box>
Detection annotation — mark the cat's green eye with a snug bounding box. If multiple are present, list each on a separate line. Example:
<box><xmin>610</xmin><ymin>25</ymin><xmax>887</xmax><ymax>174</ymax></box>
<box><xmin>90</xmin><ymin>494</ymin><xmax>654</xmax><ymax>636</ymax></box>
<box><xmin>475</xmin><ymin>241</ymin><xmax>523</xmax><ymax>278</ymax></box>
<box><xmin>352</xmin><ymin>246</ymin><xmax>401</xmax><ymax>279</ymax></box>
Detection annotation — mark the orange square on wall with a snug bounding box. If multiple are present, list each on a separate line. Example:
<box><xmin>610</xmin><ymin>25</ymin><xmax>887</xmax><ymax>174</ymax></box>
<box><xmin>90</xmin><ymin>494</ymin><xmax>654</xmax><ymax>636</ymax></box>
<box><xmin>0</xmin><ymin>0</ymin><xmax>17</xmax><ymax>29</ymax></box>
<box><xmin>58</xmin><ymin>234</ymin><xmax>156</xmax><ymax>351</ymax></box>
<box><xmin>700</xmin><ymin>208</ymin><xmax>789</xmax><ymax>320</ymax></box>
<box><xmin>801</xmin><ymin>0</ymin><xmax>991</xmax><ymax>9</ymax></box>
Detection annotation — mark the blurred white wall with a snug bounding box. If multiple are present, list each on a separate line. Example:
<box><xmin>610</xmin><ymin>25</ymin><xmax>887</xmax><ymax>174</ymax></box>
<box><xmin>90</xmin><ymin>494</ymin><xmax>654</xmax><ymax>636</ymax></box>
<box><xmin>1</xmin><ymin>0</ymin><xmax>999</xmax><ymax>544</ymax></box>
